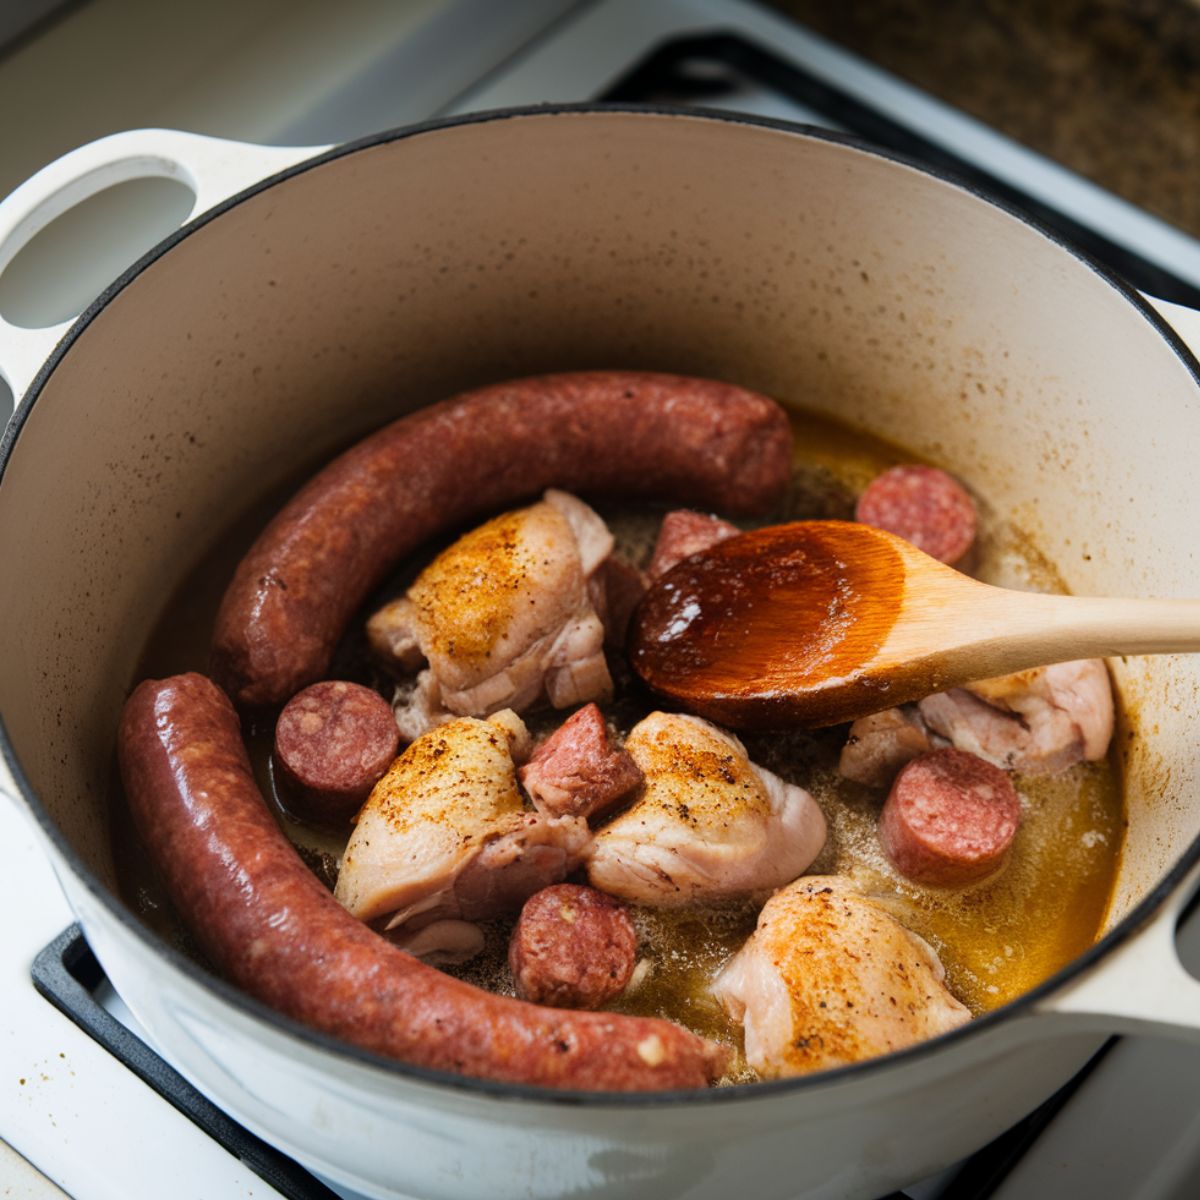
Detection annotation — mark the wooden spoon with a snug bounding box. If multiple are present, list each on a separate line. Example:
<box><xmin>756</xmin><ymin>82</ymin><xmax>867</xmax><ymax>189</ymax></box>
<box><xmin>628</xmin><ymin>519</ymin><xmax>1200</xmax><ymax>729</ymax></box>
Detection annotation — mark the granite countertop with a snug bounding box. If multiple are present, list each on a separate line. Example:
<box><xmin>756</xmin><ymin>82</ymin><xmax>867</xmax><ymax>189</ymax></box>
<box><xmin>764</xmin><ymin>0</ymin><xmax>1200</xmax><ymax>238</ymax></box>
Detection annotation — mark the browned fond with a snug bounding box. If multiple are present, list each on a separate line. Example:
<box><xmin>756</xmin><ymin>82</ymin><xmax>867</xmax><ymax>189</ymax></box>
<box><xmin>117</xmin><ymin>673</ymin><xmax>728</xmax><ymax>1091</ymax></box>
<box><xmin>211</xmin><ymin>371</ymin><xmax>793</xmax><ymax>709</ymax></box>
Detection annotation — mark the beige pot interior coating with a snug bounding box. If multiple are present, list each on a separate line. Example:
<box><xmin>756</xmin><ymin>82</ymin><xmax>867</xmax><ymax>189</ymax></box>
<box><xmin>1</xmin><ymin>111</ymin><xmax>1197</xmax><ymax>953</ymax></box>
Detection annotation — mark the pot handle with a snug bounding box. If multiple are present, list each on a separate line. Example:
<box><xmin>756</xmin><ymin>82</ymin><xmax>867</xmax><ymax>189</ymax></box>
<box><xmin>1033</xmin><ymin>860</ymin><xmax>1200</xmax><ymax>1038</ymax></box>
<box><xmin>0</xmin><ymin>128</ymin><xmax>329</xmax><ymax>406</ymax></box>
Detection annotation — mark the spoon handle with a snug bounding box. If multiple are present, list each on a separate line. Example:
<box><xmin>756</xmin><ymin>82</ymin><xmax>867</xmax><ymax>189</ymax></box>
<box><xmin>1041</xmin><ymin>594</ymin><xmax>1200</xmax><ymax>656</ymax></box>
<box><xmin>927</xmin><ymin>588</ymin><xmax>1200</xmax><ymax>679</ymax></box>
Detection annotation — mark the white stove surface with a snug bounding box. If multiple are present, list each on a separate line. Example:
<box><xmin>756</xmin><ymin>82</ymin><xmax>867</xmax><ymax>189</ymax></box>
<box><xmin>4</xmin><ymin>1</ymin><xmax>1200</xmax><ymax>1197</ymax></box>
<box><xmin>0</xmin><ymin>797</ymin><xmax>295</xmax><ymax>1198</ymax></box>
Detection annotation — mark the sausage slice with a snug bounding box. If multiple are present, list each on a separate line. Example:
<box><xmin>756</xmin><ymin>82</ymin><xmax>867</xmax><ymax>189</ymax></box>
<box><xmin>509</xmin><ymin>884</ymin><xmax>638</xmax><ymax>1009</ymax></box>
<box><xmin>519</xmin><ymin>703</ymin><xmax>643</xmax><ymax>821</ymax></box>
<box><xmin>274</xmin><ymin>681</ymin><xmax>400</xmax><ymax>824</ymax></box>
<box><xmin>646</xmin><ymin>510</ymin><xmax>740</xmax><ymax>580</ymax></box>
<box><xmin>879</xmin><ymin>748</ymin><xmax>1020</xmax><ymax>887</ymax></box>
<box><xmin>855</xmin><ymin>465</ymin><xmax>976</xmax><ymax>566</ymax></box>
<box><xmin>588</xmin><ymin>557</ymin><xmax>647</xmax><ymax>647</ymax></box>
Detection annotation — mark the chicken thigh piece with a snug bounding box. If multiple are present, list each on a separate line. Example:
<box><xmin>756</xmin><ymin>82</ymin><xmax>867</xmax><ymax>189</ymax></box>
<box><xmin>334</xmin><ymin>710</ymin><xmax>590</xmax><ymax>937</ymax></box>
<box><xmin>367</xmin><ymin>489</ymin><xmax>615</xmax><ymax>740</ymax></box>
<box><xmin>713</xmin><ymin>876</ymin><xmax>971</xmax><ymax>1077</ymax></box>
<box><xmin>586</xmin><ymin>713</ymin><xmax>826</xmax><ymax>906</ymax></box>
<box><xmin>838</xmin><ymin>706</ymin><xmax>935</xmax><ymax>788</ymax></box>
<box><xmin>918</xmin><ymin>659</ymin><xmax>1114</xmax><ymax>776</ymax></box>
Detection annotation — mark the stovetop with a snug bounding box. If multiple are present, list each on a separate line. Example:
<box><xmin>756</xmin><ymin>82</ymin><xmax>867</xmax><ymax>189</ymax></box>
<box><xmin>4</xmin><ymin>2</ymin><xmax>1200</xmax><ymax>1197</ymax></box>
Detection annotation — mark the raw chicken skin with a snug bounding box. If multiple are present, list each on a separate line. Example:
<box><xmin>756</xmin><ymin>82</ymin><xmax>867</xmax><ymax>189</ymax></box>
<box><xmin>367</xmin><ymin>489</ymin><xmax>614</xmax><ymax>739</ymax></box>
<box><xmin>918</xmin><ymin>659</ymin><xmax>1113</xmax><ymax>776</ymax></box>
<box><xmin>334</xmin><ymin>710</ymin><xmax>589</xmax><ymax>933</ymax></box>
<box><xmin>586</xmin><ymin>713</ymin><xmax>826</xmax><ymax>906</ymax></box>
<box><xmin>391</xmin><ymin>919</ymin><xmax>486</xmax><ymax>965</ymax></box>
<box><xmin>712</xmin><ymin>876</ymin><xmax>971</xmax><ymax>1077</ymax></box>
<box><xmin>838</xmin><ymin>659</ymin><xmax>1115</xmax><ymax>785</ymax></box>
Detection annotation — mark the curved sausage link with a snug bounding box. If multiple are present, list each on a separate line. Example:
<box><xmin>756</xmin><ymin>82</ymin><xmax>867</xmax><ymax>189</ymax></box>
<box><xmin>117</xmin><ymin>673</ymin><xmax>728</xmax><ymax>1091</ymax></box>
<box><xmin>211</xmin><ymin>372</ymin><xmax>792</xmax><ymax>708</ymax></box>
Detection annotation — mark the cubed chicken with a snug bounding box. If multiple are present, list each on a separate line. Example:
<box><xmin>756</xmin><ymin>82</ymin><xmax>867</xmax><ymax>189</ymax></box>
<box><xmin>917</xmin><ymin>659</ymin><xmax>1113</xmax><ymax>776</ymax></box>
<box><xmin>712</xmin><ymin>876</ymin><xmax>971</xmax><ymax>1077</ymax></box>
<box><xmin>585</xmin><ymin>712</ymin><xmax>826</xmax><ymax>906</ymax></box>
<box><xmin>838</xmin><ymin>706</ymin><xmax>935</xmax><ymax>788</ymax></box>
<box><xmin>367</xmin><ymin>489</ymin><xmax>615</xmax><ymax>740</ymax></box>
<box><xmin>334</xmin><ymin>710</ymin><xmax>589</xmax><ymax>936</ymax></box>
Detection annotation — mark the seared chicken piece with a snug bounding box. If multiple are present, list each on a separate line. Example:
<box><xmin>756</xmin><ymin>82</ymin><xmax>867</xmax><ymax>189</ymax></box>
<box><xmin>368</xmin><ymin>489</ymin><xmax>614</xmax><ymax>739</ymax></box>
<box><xmin>586</xmin><ymin>712</ymin><xmax>826</xmax><ymax>906</ymax></box>
<box><xmin>918</xmin><ymin>659</ymin><xmax>1113</xmax><ymax>776</ymax></box>
<box><xmin>838</xmin><ymin>706</ymin><xmax>935</xmax><ymax>788</ymax></box>
<box><xmin>335</xmin><ymin>710</ymin><xmax>589</xmax><ymax>933</ymax></box>
<box><xmin>713</xmin><ymin>876</ymin><xmax>971</xmax><ymax>1077</ymax></box>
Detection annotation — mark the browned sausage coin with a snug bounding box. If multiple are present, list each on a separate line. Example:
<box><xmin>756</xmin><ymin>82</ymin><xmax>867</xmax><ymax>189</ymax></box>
<box><xmin>510</xmin><ymin>884</ymin><xmax>638</xmax><ymax>1009</ymax></box>
<box><xmin>879</xmin><ymin>748</ymin><xmax>1020</xmax><ymax>887</ymax></box>
<box><xmin>856</xmin><ymin>465</ymin><xmax>976</xmax><ymax>566</ymax></box>
<box><xmin>274</xmin><ymin>681</ymin><xmax>400</xmax><ymax>824</ymax></box>
<box><xmin>647</xmin><ymin>509</ymin><xmax>740</xmax><ymax>580</ymax></box>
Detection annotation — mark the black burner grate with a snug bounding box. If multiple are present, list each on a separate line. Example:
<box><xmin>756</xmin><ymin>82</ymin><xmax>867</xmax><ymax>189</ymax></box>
<box><xmin>32</xmin><ymin>924</ymin><xmax>1114</xmax><ymax>1200</ymax></box>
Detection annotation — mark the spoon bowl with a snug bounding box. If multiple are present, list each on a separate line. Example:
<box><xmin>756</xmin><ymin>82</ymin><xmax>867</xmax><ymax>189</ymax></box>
<box><xmin>628</xmin><ymin>520</ymin><xmax>1200</xmax><ymax>729</ymax></box>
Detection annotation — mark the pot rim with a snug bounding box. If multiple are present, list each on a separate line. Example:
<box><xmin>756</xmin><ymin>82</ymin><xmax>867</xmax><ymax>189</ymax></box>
<box><xmin>2</xmin><ymin>102</ymin><xmax>1198</xmax><ymax>1109</ymax></box>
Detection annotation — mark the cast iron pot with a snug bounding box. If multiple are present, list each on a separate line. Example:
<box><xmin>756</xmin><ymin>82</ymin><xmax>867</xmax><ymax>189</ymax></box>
<box><xmin>2</xmin><ymin>108</ymin><xmax>1200</xmax><ymax>1200</ymax></box>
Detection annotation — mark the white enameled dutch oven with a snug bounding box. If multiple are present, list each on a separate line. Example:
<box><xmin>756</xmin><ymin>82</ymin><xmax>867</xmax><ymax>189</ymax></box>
<box><xmin>2</xmin><ymin>108</ymin><xmax>1200</xmax><ymax>1200</ymax></box>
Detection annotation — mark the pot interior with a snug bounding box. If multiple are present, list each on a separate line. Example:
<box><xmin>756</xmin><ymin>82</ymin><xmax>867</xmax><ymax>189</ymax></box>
<box><xmin>1</xmin><ymin>109</ymin><xmax>1198</xmax><ymax>989</ymax></box>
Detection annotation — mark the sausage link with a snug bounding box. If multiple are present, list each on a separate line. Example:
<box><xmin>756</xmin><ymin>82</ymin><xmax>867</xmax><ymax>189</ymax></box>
<box><xmin>118</xmin><ymin>673</ymin><xmax>728</xmax><ymax>1090</ymax></box>
<box><xmin>212</xmin><ymin>372</ymin><xmax>792</xmax><ymax>708</ymax></box>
